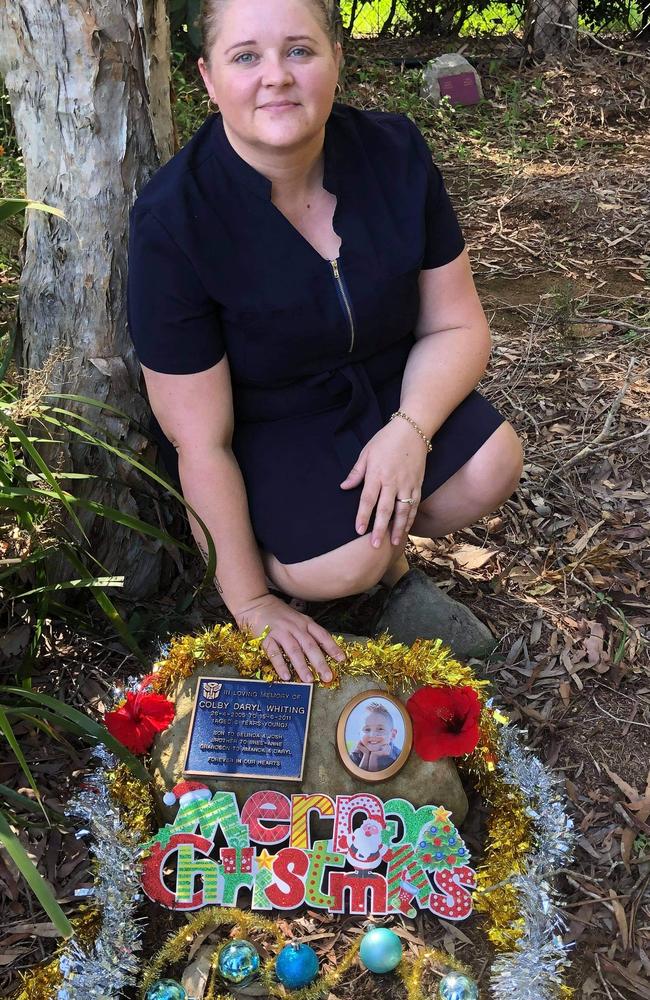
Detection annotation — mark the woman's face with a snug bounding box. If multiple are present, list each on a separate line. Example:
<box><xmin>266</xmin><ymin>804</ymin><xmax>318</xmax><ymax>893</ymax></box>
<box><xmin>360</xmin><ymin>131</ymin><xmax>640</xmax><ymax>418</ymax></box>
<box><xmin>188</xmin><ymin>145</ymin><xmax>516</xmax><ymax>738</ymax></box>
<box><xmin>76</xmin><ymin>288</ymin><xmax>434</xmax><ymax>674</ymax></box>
<box><xmin>198</xmin><ymin>0</ymin><xmax>342</xmax><ymax>153</ymax></box>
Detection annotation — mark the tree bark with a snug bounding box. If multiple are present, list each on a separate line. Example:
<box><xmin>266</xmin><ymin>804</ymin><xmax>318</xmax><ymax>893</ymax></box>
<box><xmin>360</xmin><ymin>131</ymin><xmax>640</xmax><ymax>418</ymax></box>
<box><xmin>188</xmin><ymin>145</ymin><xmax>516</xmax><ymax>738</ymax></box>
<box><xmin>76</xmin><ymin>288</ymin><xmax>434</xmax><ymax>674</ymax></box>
<box><xmin>526</xmin><ymin>0</ymin><xmax>578</xmax><ymax>56</ymax></box>
<box><xmin>0</xmin><ymin>1</ymin><xmax>175</xmax><ymax>598</ymax></box>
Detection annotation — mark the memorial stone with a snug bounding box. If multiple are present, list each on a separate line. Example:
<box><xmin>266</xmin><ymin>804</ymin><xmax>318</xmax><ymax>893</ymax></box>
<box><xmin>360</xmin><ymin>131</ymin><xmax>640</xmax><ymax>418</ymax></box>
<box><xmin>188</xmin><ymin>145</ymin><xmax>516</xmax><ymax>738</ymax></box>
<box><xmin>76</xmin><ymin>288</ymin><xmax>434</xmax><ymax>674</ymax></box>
<box><xmin>422</xmin><ymin>53</ymin><xmax>483</xmax><ymax>106</ymax></box>
<box><xmin>151</xmin><ymin>664</ymin><xmax>468</xmax><ymax>825</ymax></box>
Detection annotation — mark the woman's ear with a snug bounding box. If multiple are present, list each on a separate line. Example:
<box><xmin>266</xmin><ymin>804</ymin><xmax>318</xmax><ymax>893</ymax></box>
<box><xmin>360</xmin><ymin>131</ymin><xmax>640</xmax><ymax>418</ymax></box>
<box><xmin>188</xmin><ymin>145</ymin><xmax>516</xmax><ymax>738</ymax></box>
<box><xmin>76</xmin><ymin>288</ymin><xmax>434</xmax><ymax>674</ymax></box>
<box><xmin>197</xmin><ymin>57</ymin><xmax>214</xmax><ymax>100</ymax></box>
<box><xmin>334</xmin><ymin>41</ymin><xmax>344</xmax><ymax>75</ymax></box>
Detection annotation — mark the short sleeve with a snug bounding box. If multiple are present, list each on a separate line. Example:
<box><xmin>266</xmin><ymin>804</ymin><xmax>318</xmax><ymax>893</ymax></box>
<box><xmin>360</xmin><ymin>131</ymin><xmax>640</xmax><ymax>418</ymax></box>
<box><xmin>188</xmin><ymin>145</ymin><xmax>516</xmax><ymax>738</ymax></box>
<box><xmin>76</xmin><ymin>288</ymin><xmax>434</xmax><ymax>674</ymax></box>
<box><xmin>405</xmin><ymin>117</ymin><xmax>466</xmax><ymax>269</ymax></box>
<box><xmin>127</xmin><ymin>208</ymin><xmax>225</xmax><ymax>374</ymax></box>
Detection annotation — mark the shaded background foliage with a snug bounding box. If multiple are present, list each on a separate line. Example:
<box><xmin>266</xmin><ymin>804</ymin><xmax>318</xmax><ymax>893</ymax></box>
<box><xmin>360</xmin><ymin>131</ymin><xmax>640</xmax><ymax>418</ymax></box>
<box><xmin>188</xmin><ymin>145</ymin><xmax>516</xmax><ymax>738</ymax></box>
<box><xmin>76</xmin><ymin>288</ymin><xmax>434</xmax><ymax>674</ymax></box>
<box><xmin>168</xmin><ymin>0</ymin><xmax>647</xmax><ymax>56</ymax></box>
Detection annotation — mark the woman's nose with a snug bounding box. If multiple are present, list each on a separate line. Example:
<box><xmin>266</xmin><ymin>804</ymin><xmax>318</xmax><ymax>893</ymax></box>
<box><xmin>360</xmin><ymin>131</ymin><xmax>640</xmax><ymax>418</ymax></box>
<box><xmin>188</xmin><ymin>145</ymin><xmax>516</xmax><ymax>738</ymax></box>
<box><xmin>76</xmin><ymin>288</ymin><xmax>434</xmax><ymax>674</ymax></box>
<box><xmin>261</xmin><ymin>53</ymin><xmax>294</xmax><ymax>87</ymax></box>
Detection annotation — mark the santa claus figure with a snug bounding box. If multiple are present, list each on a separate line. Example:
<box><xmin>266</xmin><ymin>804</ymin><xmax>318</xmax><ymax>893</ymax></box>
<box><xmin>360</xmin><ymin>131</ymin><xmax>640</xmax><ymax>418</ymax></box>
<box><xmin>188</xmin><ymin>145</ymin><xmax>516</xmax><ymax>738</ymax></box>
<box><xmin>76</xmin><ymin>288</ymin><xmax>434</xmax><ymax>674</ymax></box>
<box><xmin>343</xmin><ymin>819</ymin><xmax>388</xmax><ymax>871</ymax></box>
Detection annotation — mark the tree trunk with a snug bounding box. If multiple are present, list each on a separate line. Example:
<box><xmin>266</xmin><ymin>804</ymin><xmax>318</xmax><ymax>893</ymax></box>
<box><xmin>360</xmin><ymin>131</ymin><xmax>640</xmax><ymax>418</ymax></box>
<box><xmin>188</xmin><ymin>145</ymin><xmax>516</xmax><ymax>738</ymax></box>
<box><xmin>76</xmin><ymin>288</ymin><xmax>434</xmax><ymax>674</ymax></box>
<box><xmin>526</xmin><ymin>0</ymin><xmax>578</xmax><ymax>56</ymax></box>
<box><xmin>0</xmin><ymin>1</ymin><xmax>175</xmax><ymax>598</ymax></box>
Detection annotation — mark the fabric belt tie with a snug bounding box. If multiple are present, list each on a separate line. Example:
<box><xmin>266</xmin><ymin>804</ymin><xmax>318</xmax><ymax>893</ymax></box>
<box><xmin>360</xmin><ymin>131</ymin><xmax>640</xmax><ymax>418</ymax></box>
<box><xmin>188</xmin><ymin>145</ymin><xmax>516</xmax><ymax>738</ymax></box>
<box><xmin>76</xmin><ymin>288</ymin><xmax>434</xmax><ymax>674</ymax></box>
<box><xmin>233</xmin><ymin>336</ymin><xmax>413</xmax><ymax>471</ymax></box>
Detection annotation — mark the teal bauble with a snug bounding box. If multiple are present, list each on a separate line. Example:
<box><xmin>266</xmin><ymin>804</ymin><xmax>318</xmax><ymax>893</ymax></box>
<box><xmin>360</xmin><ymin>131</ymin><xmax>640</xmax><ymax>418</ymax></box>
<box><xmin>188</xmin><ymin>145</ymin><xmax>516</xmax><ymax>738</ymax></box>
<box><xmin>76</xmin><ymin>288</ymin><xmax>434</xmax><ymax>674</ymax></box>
<box><xmin>275</xmin><ymin>943</ymin><xmax>319</xmax><ymax>989</ymax></box>
<box><xmin>217</xmin><ymin>939</ymin><xmax>260</xmax><ymax>985</ymax></box>
<box><xmin>438</xmin><ymin>972</ymin><xmax>479</xmax><ymax>1000</ymax></box>
<box><xmin>144</xmin><ymin>981</ymin><xmax>186</xmax><ymax>1000</ymax></box>
<box><xmin>359</xmin><ymin>927</ymin><xmax>403</xmax><ymax>974</ymax></box>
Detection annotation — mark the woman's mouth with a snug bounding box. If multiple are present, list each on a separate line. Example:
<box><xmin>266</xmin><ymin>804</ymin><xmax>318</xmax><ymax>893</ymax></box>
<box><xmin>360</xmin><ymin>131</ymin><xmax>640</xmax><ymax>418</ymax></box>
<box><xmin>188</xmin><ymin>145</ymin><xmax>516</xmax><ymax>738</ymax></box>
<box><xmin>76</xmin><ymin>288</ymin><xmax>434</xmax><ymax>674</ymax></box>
<box><xmin>260</xmin><ymin>101</ymin><xmax>299</xmax><ymax>111</ymax></box>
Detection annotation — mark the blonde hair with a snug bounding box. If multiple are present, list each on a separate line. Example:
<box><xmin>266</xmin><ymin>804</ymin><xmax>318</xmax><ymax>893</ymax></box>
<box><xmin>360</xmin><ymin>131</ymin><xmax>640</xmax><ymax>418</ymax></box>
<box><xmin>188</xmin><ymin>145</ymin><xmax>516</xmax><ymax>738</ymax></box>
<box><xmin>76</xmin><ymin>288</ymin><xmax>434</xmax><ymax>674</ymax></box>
<box><xmin>364</xmin><ymin>702</ymin><xmax>395</xmax><ymax>727</ymax></box>
<box><xmin>200</xmin><ymin>0</ymin><xmax>343</xmax><ymax>63</ymax></box>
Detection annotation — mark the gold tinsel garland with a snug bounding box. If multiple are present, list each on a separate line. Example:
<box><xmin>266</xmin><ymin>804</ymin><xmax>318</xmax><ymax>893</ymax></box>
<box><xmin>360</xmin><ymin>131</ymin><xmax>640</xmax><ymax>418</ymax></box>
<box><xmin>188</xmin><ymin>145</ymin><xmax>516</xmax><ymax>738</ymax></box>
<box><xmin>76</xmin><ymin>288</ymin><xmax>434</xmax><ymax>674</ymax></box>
<box><xmin>108</xmin><ymin>762</ymin><xmax>157</xmax><ymax>840</ymax></box>
<box><xmin>14</xmin><ymin>623</ymin><xmax>572</xmax><ymax>999</ymax></box>
<box><xmin>149</xmin><ymin>623</ymin><xmax>489</xmax><ymax>697</ymax></box>
<box><xmin>400</xmin><ymin>946</ymin><xmax>475</xmax><ymax>997</ymax></box>
<box><xmin>465</xmin><ymin>714</ymin><xmax>534</xmax><ymax>949</ymax></box>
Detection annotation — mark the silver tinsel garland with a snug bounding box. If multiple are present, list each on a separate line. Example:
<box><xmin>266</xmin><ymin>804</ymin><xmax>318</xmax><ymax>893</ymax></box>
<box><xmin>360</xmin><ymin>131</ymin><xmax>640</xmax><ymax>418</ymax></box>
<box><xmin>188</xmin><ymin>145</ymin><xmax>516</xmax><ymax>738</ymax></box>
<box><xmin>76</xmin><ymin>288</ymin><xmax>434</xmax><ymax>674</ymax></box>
<box><xmin>56</xmin><ymin>748</ymin><xmax>145</xmax><ymax>999</ymax></box>
<box><xmin>489</xmin><ymin>725</ymin><xmax>575</xmax><ymax>1000</ymax></box>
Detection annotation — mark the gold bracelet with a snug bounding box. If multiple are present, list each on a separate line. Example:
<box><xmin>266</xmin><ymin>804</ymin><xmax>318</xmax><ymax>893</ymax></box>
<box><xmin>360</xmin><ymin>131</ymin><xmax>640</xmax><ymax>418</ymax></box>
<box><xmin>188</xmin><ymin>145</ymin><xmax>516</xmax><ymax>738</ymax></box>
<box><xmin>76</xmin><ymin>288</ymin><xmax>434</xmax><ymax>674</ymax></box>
<box><xmin>390</xmin><ymin>410</ymin><xmax>433</xmax><ymax>452</ymax></box>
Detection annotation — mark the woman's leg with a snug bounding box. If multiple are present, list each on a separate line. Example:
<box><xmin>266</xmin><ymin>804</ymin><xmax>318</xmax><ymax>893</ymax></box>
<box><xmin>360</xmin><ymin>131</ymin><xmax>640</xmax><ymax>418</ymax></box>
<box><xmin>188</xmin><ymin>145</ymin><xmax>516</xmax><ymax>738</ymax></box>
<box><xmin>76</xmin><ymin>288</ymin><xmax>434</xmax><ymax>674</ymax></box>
<box><xmin>381</xmin><ymin>421</ymin><xmax>523</xmax><ymax>582</ymax></box>
<box><xmin>265</xmin><ymin>422</ymin><xmax>522</xmax><ymax>602</ymax></box>
<box><xmin>411</xmin><ymin>421</ymin><xmax>523</xmax><ymax>537</ymax></box>
<box><xmin>263</xmin><ymin>531</ymin><xmax>406</xmax><ymax>602</ymax></box>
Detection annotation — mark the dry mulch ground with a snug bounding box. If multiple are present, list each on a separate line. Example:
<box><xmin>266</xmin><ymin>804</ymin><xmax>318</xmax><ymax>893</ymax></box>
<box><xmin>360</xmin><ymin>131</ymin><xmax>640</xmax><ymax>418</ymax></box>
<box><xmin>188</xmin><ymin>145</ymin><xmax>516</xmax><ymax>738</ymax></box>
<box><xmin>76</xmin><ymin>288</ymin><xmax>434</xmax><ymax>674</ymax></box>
<box><xmin>1</xmin><ymin>34</ymin><xmax>649</xmax><ymax>1000</ymax></box>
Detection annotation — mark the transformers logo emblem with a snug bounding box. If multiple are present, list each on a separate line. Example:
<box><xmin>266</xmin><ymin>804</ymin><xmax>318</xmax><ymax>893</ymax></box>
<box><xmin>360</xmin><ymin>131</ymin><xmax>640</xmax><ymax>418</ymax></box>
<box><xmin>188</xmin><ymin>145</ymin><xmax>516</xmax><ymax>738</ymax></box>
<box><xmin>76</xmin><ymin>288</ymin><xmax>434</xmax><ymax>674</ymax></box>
<box><xmin>202</xmin><ymin>682</ymin><xmax>223</xmax><ymax>699</ymax></box>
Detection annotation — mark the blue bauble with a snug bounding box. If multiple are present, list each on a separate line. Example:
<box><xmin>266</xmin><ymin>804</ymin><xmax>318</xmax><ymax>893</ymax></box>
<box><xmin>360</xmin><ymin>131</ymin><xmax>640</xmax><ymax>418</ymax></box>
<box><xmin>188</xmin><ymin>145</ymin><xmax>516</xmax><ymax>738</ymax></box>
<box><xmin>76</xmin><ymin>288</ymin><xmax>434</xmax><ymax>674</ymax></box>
<box><xmin>275</xmin><ymin>943</ymin><xmax>320</xmax><ymax>989</ymax></box>
<box><xmin>144</xmin><ymin>980</ymin><xmax>186</xmax><ymax>1000</ymax></box>
<box><xmin>359</xmin><ymin>927</ymin><xmax>403</xmax><ymax>974</ymax></box>
<box><xmin>438</xmin><ymin>972</ymin><xmax>479</xmax><ymax>1000</ymax></box>
<box><xmin>217</xmin><ymin>939</ymin><xmax>260</xmax><ymax>985</ymax></box>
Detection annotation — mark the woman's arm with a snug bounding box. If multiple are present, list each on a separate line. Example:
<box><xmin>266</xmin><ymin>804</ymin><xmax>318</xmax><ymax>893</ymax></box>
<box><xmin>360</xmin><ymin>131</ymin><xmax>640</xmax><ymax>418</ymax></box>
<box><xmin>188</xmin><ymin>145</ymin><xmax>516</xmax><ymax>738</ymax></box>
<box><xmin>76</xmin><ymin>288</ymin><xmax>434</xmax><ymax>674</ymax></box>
<box><xmin>142</xmin><ymin>358</ymin><xmax>343</xmax><ymax>681</ymax></box>
<box><xmin>341</xmin><ymin>250</ymin><xmax>491</xmax><ymax>547</ymax></box>
<box><xmin>399</xmin><ymin>249</ymin><xmax>491</xmax><ymax>437</ymax></box>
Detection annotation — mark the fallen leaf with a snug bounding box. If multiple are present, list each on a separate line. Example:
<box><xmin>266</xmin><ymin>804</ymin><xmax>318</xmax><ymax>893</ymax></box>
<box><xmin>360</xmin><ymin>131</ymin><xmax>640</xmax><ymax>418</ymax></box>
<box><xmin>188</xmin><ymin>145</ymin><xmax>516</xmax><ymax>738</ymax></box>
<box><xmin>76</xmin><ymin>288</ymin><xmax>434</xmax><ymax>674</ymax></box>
<box><xmin>450</xmin><ymin>543</ymin><xmax>498</xmax><ymax>570</ymax></box>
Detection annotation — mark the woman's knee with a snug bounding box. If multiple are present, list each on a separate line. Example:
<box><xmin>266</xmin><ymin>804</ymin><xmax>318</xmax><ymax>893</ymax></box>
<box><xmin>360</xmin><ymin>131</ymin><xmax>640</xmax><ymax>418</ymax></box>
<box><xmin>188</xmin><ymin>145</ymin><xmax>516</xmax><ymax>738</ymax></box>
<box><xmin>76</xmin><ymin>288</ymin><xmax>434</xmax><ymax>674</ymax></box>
<box><xmin>465</xmin><ymin>421</ymin><xmax>524</xmax><ymax>504</ymax></box>
<box><xmin>265</xmin><ymin>534</ymin><xmax>398</xmax><ymax>601</ymax></box>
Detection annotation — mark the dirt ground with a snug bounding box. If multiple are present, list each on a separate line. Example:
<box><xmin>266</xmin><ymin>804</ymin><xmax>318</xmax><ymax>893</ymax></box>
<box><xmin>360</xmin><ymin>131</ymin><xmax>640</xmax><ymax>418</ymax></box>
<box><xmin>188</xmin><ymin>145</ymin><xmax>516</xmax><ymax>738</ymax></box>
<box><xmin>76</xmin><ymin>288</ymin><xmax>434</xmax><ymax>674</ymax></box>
<box><xmin>1</xmin><ymin>33</ymin><xmax>649</xmax><ymax>1000</ymax></box>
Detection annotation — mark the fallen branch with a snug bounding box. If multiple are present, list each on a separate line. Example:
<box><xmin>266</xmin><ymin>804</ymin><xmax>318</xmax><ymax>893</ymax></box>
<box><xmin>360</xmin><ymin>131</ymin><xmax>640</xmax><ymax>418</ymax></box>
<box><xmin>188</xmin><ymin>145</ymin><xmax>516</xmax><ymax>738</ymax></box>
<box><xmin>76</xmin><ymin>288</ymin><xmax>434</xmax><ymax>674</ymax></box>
<box><xmin>570</xmin><ymin>316</ymin><xmax>650</xmax><ymax>334</ymax></box>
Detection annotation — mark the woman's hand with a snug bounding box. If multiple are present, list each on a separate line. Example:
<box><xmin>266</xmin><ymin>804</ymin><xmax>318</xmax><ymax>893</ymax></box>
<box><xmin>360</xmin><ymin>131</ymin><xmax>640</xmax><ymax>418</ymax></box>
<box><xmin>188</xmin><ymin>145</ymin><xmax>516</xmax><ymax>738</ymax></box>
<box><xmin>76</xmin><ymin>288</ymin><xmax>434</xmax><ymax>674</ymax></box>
<box><xmin>233</xmin><ymin>593</ymin><xmax>345</xmax><ymax>683</ymax></box>
<box><xmin>340</xmin><ymin>419</ymin><xmax>427</xmax><ymax>548</ymax></box>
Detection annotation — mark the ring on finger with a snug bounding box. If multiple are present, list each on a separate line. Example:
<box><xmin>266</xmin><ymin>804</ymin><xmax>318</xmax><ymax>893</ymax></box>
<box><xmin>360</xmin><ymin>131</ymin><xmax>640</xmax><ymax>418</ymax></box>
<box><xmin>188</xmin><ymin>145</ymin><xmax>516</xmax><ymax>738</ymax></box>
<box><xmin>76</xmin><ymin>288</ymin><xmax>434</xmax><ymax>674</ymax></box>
<box><xmin>396</xmin><ymin>496</ymin><xmax>416</xmax><ymax>505</ymax></box>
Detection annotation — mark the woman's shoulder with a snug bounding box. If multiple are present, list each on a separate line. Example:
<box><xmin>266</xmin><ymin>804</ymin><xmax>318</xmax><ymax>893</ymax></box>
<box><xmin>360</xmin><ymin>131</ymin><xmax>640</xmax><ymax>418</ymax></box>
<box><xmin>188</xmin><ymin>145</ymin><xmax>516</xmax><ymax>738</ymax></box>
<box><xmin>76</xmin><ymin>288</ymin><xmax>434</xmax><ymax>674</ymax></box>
<box><xmin>131</xmin><ymin>116</ymin><xmax>219</xmax><ymax>224</ymax></box>
<box><xmin>331</xmin><ymin>102</ymin><xmax>434</xmax><ymax>201</ymax></box>
<box><xmin>332</xmin><ymin>101</ymin><xmax>425</xmax><ymax>158</ymax></box>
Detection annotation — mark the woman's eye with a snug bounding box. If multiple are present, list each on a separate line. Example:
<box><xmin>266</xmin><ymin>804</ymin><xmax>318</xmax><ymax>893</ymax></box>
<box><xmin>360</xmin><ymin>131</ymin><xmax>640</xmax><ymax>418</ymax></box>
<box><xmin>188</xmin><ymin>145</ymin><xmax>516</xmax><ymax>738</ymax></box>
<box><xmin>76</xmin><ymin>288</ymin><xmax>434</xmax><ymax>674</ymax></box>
<box><xmin>289</xmin><ymin>46</ymin><xmax>310</xmax><ymax>57</ymax></box>
<box><xmin>234</xmin><ymin>52</ymin><xmax>256</xmax><ymax>64</ymax></box>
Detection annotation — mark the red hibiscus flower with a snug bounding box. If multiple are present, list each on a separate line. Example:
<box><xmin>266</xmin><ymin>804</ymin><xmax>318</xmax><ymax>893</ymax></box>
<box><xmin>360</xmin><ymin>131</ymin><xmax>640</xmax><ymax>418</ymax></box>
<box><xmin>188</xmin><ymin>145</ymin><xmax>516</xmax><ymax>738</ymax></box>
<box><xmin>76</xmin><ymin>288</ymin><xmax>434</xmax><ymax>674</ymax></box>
<box><xmin>104</xmin><ymin>690</ymin><xmax>175</xmax><ymax>754</ymax></box>
<box><xmin>406</xmin><ymin>686</ymin><xmax>481</xmax><ymax>761</ymax></box>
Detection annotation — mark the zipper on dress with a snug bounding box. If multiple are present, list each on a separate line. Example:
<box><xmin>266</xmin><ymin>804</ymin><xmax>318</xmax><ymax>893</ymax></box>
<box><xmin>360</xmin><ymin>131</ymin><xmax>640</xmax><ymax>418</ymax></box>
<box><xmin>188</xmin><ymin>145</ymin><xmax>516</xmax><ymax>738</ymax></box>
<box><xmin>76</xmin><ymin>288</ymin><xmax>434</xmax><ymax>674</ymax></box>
<box><xmin>330</xmin><ymin>258</ymin><xmax>356</xmax><ymax>354</ymax></box>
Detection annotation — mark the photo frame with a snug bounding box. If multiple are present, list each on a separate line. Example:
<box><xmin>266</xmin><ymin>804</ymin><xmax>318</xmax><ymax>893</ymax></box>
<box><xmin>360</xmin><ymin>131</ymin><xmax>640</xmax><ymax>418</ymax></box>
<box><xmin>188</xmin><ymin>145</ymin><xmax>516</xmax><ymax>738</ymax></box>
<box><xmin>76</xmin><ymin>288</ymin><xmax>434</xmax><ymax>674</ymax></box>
<box><xmin>336</xmin><ymin>690</ymin><xmax>412</xmax><ymax>782</ymax></box>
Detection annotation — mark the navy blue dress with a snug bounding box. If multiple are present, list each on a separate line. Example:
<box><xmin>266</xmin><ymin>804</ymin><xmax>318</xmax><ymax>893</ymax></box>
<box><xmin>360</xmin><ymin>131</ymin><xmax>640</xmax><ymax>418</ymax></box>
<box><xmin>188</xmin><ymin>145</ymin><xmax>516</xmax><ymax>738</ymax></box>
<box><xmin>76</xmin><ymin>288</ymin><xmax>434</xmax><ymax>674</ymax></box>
<box><xmin>127</xmin><ymin>102</ymin><xmax>504</xmax><ymax>564</ymax></box>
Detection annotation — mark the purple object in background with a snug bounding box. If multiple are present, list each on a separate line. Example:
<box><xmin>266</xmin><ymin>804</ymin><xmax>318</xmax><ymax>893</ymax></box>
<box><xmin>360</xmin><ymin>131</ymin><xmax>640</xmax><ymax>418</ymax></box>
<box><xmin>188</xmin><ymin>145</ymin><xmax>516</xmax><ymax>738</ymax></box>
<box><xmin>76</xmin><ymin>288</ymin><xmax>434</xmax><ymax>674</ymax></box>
<box><xmin>438</xmin><ymin>72</ymin><xmax>481</xmax><ymax>106</ymax></box>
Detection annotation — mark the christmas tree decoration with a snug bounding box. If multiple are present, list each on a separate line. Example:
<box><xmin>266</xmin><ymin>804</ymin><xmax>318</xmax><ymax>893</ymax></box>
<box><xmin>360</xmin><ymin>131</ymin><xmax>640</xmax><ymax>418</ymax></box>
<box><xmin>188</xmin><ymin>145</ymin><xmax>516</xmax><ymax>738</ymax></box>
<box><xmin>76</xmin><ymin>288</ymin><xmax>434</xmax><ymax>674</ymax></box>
<box><xmin>359</xmin><ymin>927</ymin><xmax>403</xmax><ymax>974</ymax></box>
<box><xmin>417</xmin><ymin>807</ymin><xmax>468</xmax><ymax>870</ymax></box>
<box><xmin>144</xmin><ymin>981</ymin><xmax>187</xmax><ymax>1000</ymax></box>
<box><xmin>216</xmin><ymin>939</ymin><xmax>260</xmax><ymax>985</ymax></box>
<box><xmin>438</xmin><ymin>971</ymin><xmax>479</xmax><ymax>1000</ymax></box>
<box><xmin>275</xmin><ymin>943</ymin><xmax>319</xmax><ymax>989</ymax></box>
<box><xmin>252</xmin><ymin>854</ymin><xmax>275</xmax><ymax>909</ymax></box>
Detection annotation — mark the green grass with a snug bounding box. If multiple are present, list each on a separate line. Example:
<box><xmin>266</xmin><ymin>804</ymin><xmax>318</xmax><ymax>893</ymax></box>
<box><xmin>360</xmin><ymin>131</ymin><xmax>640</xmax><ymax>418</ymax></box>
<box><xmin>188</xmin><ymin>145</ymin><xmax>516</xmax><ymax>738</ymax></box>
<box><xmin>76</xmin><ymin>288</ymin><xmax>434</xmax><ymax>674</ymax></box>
<box><xmin>341</xmin><ymin>0</ymin><xmax>412</xmax><ymax>36</ymax></box>
<box><xmin>341</xmin><ymin>0</ymin><xmax>643</xmax><ymax>36</ymax></box>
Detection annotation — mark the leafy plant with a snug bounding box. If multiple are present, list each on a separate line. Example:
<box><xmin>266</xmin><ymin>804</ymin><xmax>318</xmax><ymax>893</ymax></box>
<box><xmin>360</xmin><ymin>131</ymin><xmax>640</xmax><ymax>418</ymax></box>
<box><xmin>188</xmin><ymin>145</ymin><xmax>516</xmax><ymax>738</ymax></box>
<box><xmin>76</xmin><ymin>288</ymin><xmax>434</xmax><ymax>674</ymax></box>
<box><xmin>0</xmin><ymin>684</ymin><xmax>152</xmax><ymax>937</ymax></box>
<box><xmin>0</xmin><ymin>379</ymin><xmax>220</xmax><ymax>660</ymax></box>
<box><xmin>0</xmin><ymin>811</ymin><xmax>72</xmax><ymax>937</ymax></box>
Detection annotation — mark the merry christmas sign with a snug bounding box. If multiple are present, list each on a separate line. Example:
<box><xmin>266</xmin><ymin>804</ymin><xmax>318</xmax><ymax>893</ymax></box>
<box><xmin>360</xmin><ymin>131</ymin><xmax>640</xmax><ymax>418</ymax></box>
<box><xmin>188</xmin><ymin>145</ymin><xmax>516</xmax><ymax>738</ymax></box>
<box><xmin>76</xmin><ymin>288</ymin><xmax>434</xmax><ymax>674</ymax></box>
<box><xmin>141</xmin><ymin>785</ymin><xmax>476</xmax><ymax>918</ymax></box>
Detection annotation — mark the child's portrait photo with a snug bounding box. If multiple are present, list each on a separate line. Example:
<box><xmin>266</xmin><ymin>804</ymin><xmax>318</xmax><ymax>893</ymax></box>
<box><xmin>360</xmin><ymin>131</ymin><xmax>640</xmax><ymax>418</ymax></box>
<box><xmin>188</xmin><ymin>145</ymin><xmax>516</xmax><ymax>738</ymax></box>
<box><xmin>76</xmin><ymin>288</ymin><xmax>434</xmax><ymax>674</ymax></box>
<box><xmin>337</xmin><ymin>691</ymin><xmax>412</xmax><ymax>782</ymax></box>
